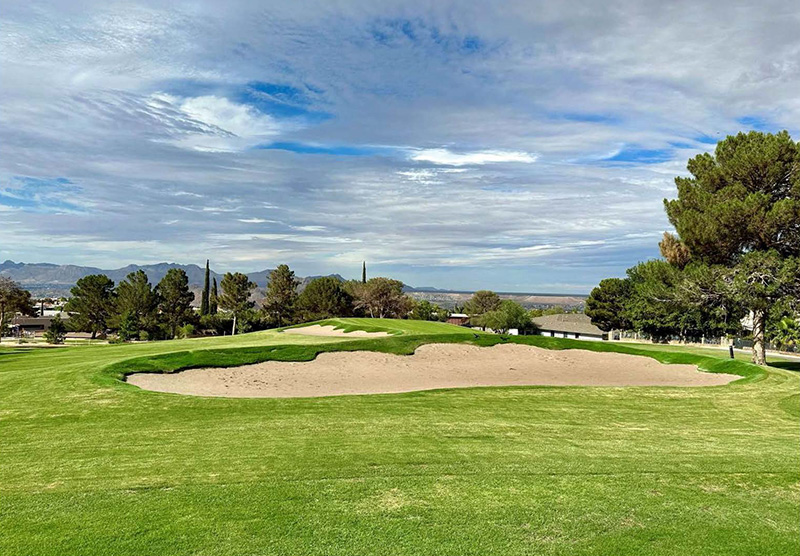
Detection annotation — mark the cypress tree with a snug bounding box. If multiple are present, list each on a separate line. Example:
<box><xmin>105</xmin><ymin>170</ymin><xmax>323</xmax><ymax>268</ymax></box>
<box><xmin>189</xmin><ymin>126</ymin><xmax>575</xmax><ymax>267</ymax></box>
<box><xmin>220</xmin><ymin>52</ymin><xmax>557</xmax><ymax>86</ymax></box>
<box><xmin>361</xmin><ymin>261</ymin><xmax>367</xmax><ymax>284</ymax></box>
<box><xmin>210</xmin><ymin>277</ymin><xmax>218</xmax><ymax>314</ymax></box>
<box><xmin>201</xmin><ymin>259</ymin><xmax>210</xmax><ymax>316</ymax></box>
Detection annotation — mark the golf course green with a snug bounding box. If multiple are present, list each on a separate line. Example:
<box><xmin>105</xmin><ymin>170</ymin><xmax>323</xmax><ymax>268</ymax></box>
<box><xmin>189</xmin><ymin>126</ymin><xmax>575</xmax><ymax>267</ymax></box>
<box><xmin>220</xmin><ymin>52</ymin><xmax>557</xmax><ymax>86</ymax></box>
<box><xmin>1</xmin><ymin>318</ymin><xmax>798</xmax><ymax>555</ymax></box>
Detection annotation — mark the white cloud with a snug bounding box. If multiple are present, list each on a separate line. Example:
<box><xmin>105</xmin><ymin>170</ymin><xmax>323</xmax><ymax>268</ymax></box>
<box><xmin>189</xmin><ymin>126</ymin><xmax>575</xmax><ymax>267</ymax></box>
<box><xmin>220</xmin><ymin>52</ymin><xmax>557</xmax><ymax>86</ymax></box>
<box><xmin>1</xmin><ymin>1</ymin><xmax>798</xmax><ymax>290</ymax></box>
<box><xmin>147</xmin><ymin>94</ymin><xmax>285</xmax><ymax>152</ymax></box>
<box><xmin>408</xmin><ymin>148</ymin><xmax>538</xmax><ymax>166</ymax></box>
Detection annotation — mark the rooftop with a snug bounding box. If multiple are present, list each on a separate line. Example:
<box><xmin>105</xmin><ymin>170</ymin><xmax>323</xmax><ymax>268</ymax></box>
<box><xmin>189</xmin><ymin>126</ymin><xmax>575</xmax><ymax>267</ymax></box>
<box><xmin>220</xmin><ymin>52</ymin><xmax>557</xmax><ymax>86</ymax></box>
<box><xmin>531</xmin><ymin>313</ymin><xmax>605</xmax><ymax>336</ymax></box>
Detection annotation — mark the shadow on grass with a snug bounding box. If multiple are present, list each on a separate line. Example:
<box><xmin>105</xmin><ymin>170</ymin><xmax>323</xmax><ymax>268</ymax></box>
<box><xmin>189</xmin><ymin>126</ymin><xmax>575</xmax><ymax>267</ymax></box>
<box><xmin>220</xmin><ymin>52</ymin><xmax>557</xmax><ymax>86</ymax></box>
<box><xmin>769</xmin><ymin>360</ymin><xmax>800</xmax><ymax>373</ymax></box>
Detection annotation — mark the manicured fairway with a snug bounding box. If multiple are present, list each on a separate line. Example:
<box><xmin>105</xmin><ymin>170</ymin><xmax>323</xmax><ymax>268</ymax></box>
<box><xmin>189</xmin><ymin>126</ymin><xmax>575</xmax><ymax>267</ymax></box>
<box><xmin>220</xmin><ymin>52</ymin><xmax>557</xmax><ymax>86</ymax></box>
<box><xmin>1</xmin><ymin>319</ymin><xmax>798</xmax><ymax>555</ymax></box>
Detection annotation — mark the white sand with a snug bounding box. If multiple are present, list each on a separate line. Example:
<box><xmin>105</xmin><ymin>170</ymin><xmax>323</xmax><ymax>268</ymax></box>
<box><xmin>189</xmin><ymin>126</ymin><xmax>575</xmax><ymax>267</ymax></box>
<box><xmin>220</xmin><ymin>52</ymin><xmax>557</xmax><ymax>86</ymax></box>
<box><xmin>127</xmin><ymin>343</ymin><xmax>739</xmax><ymax>398</ymax></box>
<box><xmin>282</xmin><ymin>325</ymin><xmax>390</xmax><ymax>338</ymax></box>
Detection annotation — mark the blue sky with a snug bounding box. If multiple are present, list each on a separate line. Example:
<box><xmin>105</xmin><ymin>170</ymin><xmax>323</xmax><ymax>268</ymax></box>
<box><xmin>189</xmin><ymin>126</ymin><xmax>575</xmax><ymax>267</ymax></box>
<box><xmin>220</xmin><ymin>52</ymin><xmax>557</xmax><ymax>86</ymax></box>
<box><xmin>1</xmin><ymin>0</ymin><xmax>798</xmax><ymax>292</ymax></box>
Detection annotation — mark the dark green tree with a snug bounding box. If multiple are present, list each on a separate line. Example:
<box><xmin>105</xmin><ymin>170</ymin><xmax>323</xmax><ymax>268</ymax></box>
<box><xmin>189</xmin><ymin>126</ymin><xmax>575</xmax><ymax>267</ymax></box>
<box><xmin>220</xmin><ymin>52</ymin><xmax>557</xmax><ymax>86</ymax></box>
<box><xmin>115</xmin><ymin>270</ymin><xmax>158</xmax><ymax>337</ymax></box>
<box><xmin>664</xmin><ymin>130</ymin><xmax>800</xmax><ymax>363</ymax></box>
<box><xmin>362</xmin><ymin>261</ymin><xmax>367</xmax><ymax>284</ymax></box>
<box><xmin>585</xmin><ymin>278</ymin><xmax>633</xmax><ymax>332</ymax></box>
<box><xmin>219</xmin><ymin>272</ymin><xmax>256</xmax><ymax>335</ymax></box>
<box><xmin>263</xmin><ymin>265</ymin><xmax>300</xmax><ymax>327</ymax></box>
<box><xmin>408</xmin><ymin>300</ymin><xmax>449</xmax><ymax>321</ymax></box>
<box><xmin>65</xmin><ymin>274</ymin><xmax>115</xmax><ymax>339</ymax></box>
<box><xmin>351</xmin><ymin>277</ymin><xmax>411</xmax><ymax>318</ymax></box>
<box><xmin>464</xmin><ymin>290</ymin><xmax>501</xmax><ymax>316</ymax></box>
<box><xmin>200</xmin><ymin>259</ymin><xmax>211</xmax><ymax>316</ymax></box>
<box><xmin>117</xmin><ymin>310</ymin><xmax>139</xmax><ymax>342</ymax></box>
<box><xmin>155</xmin><ymin>269</ymin><xmax>195</xmax><ymax>339</ymax></box>
<box><xmin>409</xmin><ymin>299</ymin><xmax>436</xmax><ymax>321</ymax></box>
<box><xmin>0</xmin><ymin>277</ymin><xmax>36</xmax><ymax>342</ymax></box>
<box><xmin>43</xmin><ymin>314</ymin><xmax>67</xmax><ymax>344</ymax></box>
<box><xmin>296</xmin><ymin>276</ymin><xmax>353</xmax><ymax>321</ymax></box>
<box><xmin>210</xmin><ymin>278</ymin><xmax>218</xmax><ymax>314</ymax></box>
<box><xmin>477</xmin><ymin>300</ymin><xmax>530</xmax><ymax>334</ymax></box>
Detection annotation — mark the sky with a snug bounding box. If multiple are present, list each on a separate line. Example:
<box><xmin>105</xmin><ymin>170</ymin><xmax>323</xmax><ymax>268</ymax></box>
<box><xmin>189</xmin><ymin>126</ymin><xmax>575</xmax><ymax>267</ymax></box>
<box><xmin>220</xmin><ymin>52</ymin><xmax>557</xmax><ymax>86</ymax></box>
<box><xmin>1</xmin><ymin>0</ymin><xmax>799</xmax><ymax>293</ymax></box>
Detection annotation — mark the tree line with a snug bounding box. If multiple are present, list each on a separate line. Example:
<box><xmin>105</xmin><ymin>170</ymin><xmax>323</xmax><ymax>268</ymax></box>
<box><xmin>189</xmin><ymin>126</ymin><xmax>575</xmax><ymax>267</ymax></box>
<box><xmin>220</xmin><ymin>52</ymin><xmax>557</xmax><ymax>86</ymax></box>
<box><xmin>585</xmin><ymin>131</ymin><xmax>800</xmax><ymax>364</ymax></box>
<box><xmin>7</xmin><ymin>263</ymin><xmax>578</xmax><ymax>344</ymax></box>
<box><xmin>52</xmin><ymin>264</ymin><xmax>459</xmax><ymax>341</ymax></box>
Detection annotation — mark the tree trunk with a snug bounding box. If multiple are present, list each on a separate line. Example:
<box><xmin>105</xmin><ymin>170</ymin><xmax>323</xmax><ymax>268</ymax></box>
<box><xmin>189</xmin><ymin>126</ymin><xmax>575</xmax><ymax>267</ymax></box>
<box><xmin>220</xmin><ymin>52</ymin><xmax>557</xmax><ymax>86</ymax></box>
<box><xmin>751</xmin><ymin>309</ymin><xmax>767</xmax><ymax>366</ymax></box>
<box><xmin>0</xmin><ymin>306</ymin><xmax>4</xmax><ymax>343</ymax></box>
<box><xmin>232</xmin><ymin>314</ymin><xmax>237</xmax><ymax>336</ymax></box>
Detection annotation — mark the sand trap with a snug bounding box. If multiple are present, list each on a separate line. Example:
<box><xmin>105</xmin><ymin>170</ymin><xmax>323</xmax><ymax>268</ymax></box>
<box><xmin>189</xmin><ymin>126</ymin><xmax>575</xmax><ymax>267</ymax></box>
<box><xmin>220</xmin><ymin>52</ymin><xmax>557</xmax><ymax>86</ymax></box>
<box><xmin>127</xmin><ymin>343</ymin><xmax>739</xmax><ymax>398</ymax></box>
<box><xmin>282</xmin><ymin>325</ymin><xmax>390</xmax><ymax>338</ymax></box>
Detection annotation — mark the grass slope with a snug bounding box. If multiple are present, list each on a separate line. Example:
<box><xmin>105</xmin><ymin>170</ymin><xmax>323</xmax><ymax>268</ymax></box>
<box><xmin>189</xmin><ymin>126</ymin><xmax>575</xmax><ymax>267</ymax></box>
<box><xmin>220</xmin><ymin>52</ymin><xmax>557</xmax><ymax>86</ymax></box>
<box><xmin>1</xmin><ymin>318</ymin><xmax>798</xmax><ymax>556</ymax></box>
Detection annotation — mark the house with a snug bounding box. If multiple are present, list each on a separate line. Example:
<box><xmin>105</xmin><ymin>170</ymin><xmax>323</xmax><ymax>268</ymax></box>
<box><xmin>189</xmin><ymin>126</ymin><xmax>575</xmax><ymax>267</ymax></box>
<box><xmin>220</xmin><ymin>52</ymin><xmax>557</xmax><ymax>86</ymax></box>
<box><xmin>447</xmin><ymin>313</ymin><xmax>470</xmax><ymax>326</ymax></box>
<box><xmin>10</xmin><ymin>315</ymin><xmax>69</xmax><ymax>337</ymax></box>
<box><xmin>531</xmin><ymin>313</ymin><xmax>607</xmax><ymax>341</ymax></box>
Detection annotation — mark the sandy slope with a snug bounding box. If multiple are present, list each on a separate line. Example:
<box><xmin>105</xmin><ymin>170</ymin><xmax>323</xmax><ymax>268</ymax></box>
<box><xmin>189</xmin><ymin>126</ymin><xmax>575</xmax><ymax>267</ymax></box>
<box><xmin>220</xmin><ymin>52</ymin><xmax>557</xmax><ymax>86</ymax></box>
<box><xmin>127</xmin><ymin>343</ymin><xmax>739</xmax><ymax>398</ymax></box>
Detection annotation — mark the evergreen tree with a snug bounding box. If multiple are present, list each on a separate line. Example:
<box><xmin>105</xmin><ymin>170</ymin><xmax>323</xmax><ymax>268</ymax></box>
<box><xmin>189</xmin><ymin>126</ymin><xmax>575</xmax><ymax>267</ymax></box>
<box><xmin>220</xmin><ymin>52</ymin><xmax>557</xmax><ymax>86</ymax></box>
<box><xmin>155</xmin><ymin>269</ymin><xmax>195</xmax><ymax>339</ymax></box>
<box><xmin>201</xmin><ymin>259</ymin><xmax>210</xmax><ymax>316</ymax></box>
<box><xmin>115</xmin><ymin>270</ymin><xmax>158</xmax><ymax>336</ymax></box>
<box><xmin>477</xmin><ymin>300</ymin><xmax>530</xmax><ymax>334</ymax></box>
<box><xmin>296</xmin><ymin>276</ymin><xmax>353</xmax><ymax>321</ymax></box>
<box><xmin>65</xmin><ymin>274</ymin><xmax>115</xmax><ymax>339</ymax></box>
<box><xmin>464</xmin><ymin>290</ymin><xmax>501</xmax><ymax>316</ymax></box>
<box><xmin>0</xmin><ymin>277</ymin><xmax>36</xmax><ymax>342</ymax></box>
<box><xmin>263</xmin><ymin>265</ymin><xmax>300</xmax><ymax>327</ymax></box>
<box><xmin>408</xmin><ymin>299</ymin><xmax>449</xmax><ymax>321</ymax></box>
<box><xmin>43</xmin><ymin>314</ymin><xmax>67</xmax><ymax>344</ymax></box>
<box><xmin>351</xmin><ymin>277</ymin><xmax>411</xmax><ymax>318</ymax></box>
<box><xmin>585</xmin><ymin>278</ymin><xmax>633</xmax><ymax>332</ymax></box>
<box><xmin>664</xmin><ymin>130</ymin><xmax>800</xmax><ymax>364</ymax></box>
<box><xmin>362</xmin><ymin>261</ymin><xmax>367</xmax><ymax>284</ymax></box>
<box><xmin>210</xmin><ymin>278</ymin><xmax>218</xmax><ymax>314</ymax></box>
<box><xmin>219</xmin><ymin>272</ymin><xmax>256</xmax><ymax>335</ymax></box>
<box><xmin>117</xmin><ymin>310</ymin><xmax>139</xmax><ymax>342</ymax></box>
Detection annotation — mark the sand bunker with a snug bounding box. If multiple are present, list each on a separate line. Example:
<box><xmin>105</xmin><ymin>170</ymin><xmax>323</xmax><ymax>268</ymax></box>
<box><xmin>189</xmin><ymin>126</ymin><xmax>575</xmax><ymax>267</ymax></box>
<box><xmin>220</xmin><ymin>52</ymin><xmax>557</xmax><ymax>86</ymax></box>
<box><xmin>127</xmin><ymin>343</ymin><xmax>739</xmax><ymax>398</ymax></box>
<box><xmin>282</xmin><ymin>325</ymin><xmax>390</xmax><ymax>338</ymax></box>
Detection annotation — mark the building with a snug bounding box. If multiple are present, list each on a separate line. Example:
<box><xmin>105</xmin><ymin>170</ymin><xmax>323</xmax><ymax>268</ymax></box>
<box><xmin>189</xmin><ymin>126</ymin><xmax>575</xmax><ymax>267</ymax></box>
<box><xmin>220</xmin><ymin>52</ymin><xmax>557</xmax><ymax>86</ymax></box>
<box><xmin>531</xmin><ymin>313</ymin><xmax>607</xmax><ymax>341</ymax></box>
<box><xmin>446</xmin><ymin>313</ymin><xmax>470</xmax><ymax>326</ymax></box>
<box><xmin>10</xmin><ymin>315</ymin><xmax>69</xmax><ymax>337</ymax></box>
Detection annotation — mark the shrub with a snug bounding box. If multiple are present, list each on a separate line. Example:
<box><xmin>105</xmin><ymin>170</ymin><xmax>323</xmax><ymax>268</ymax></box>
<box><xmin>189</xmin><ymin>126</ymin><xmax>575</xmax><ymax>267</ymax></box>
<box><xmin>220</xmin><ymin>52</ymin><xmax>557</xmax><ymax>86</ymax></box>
<box><xmin>178</xmin><ymin>324</ymin><xmax>195</xmax><ymax>339</ymax></box>
<box><xmin>43</xmin><ymin>315</ymin><xmax>67</xmax><ymax>344</ymax></box>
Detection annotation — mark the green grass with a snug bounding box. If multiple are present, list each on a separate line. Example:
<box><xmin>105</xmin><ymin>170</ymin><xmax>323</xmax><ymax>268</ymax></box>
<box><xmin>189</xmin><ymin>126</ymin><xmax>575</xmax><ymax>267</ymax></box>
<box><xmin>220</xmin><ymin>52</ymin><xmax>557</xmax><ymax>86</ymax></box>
<box><xmin>1</xmin><ymin>318</ymin><xmax>798</xmax><ymax>555</ymax></box>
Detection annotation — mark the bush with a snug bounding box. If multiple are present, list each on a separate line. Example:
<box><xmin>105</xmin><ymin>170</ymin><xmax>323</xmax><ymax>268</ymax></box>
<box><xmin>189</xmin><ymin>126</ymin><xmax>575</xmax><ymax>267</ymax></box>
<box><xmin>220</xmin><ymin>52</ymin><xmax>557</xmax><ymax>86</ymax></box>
<box><xmin>138</xmin><ymin>330</ymin><xmax>150</xmax><ymax>341</ymax></box>
<box><xmin>178</xmin><ymin>324</ymin><xmax>195</xmax><ymax>339</ymax></box>
<box><xmin>199</xmin><ymin>314</ymin><xmax>233</xmax><ymax>335</ymax></box>
<box><xmin>43</xmin><ymin>315</ymin><xmax>67</xmax><ymax>344</ymax></box>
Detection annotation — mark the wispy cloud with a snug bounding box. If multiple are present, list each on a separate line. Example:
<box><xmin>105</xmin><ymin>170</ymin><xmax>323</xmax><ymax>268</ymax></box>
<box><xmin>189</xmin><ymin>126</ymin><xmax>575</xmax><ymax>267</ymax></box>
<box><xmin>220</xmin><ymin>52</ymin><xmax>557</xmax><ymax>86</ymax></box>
<box><xmin>408</xmin><ymin>148</ymin><xmax>538</xmax><ymax>166</ymax></box>
<box><xmin>0</xmin><ymin>1</ymin><xmax>797</xmax><ymax>291</ymax></box>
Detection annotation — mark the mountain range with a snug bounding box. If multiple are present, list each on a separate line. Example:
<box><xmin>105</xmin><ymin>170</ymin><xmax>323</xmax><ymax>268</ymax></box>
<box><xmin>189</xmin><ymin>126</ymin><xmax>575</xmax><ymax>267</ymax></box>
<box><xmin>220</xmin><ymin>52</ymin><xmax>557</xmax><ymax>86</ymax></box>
<box><xmin>0</xmin><ymin>260</ymin><xmax>587</xmax><ymax>308</ymax></box>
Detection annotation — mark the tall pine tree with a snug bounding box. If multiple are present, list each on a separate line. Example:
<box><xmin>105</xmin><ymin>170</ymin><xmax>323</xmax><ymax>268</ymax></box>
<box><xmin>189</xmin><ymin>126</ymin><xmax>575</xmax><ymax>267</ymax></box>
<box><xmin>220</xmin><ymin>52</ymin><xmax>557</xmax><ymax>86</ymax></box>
<box><xmin>200</xmin><ymin>259</ymin><xmax>210</xmax><ymax>316</ymax></box>
<box><xmin>210</xmin><ymin>278</ymin><xmax>218</xmax><ymax>314</ymax></box>
<box><xmin>361</xmin><ymin>261</ymin><xmax>367</xmax><ymax>284</ymax></box>
<box><xmin>664</xmin><ymin>130</ymin><xmax>800</xmax><ymax>364</ymax></box>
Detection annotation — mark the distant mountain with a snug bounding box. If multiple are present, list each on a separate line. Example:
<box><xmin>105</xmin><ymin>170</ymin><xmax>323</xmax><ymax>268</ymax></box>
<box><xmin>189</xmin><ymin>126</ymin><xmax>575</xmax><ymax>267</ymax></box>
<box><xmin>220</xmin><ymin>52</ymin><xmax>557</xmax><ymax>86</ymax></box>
<box><xmin>1</xmin><ymin>260</ymin><xmax>585</xmax><ymax>305</ymax></box>
<box><xmin>0</xmin><ymin>260</ymin><xmax>344</xmax><ymax>297</ymax></box>
<box><xmin>402</xmin><ymin>285</ymin><xmax>447</xmax><ymax>292</ymax></box>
